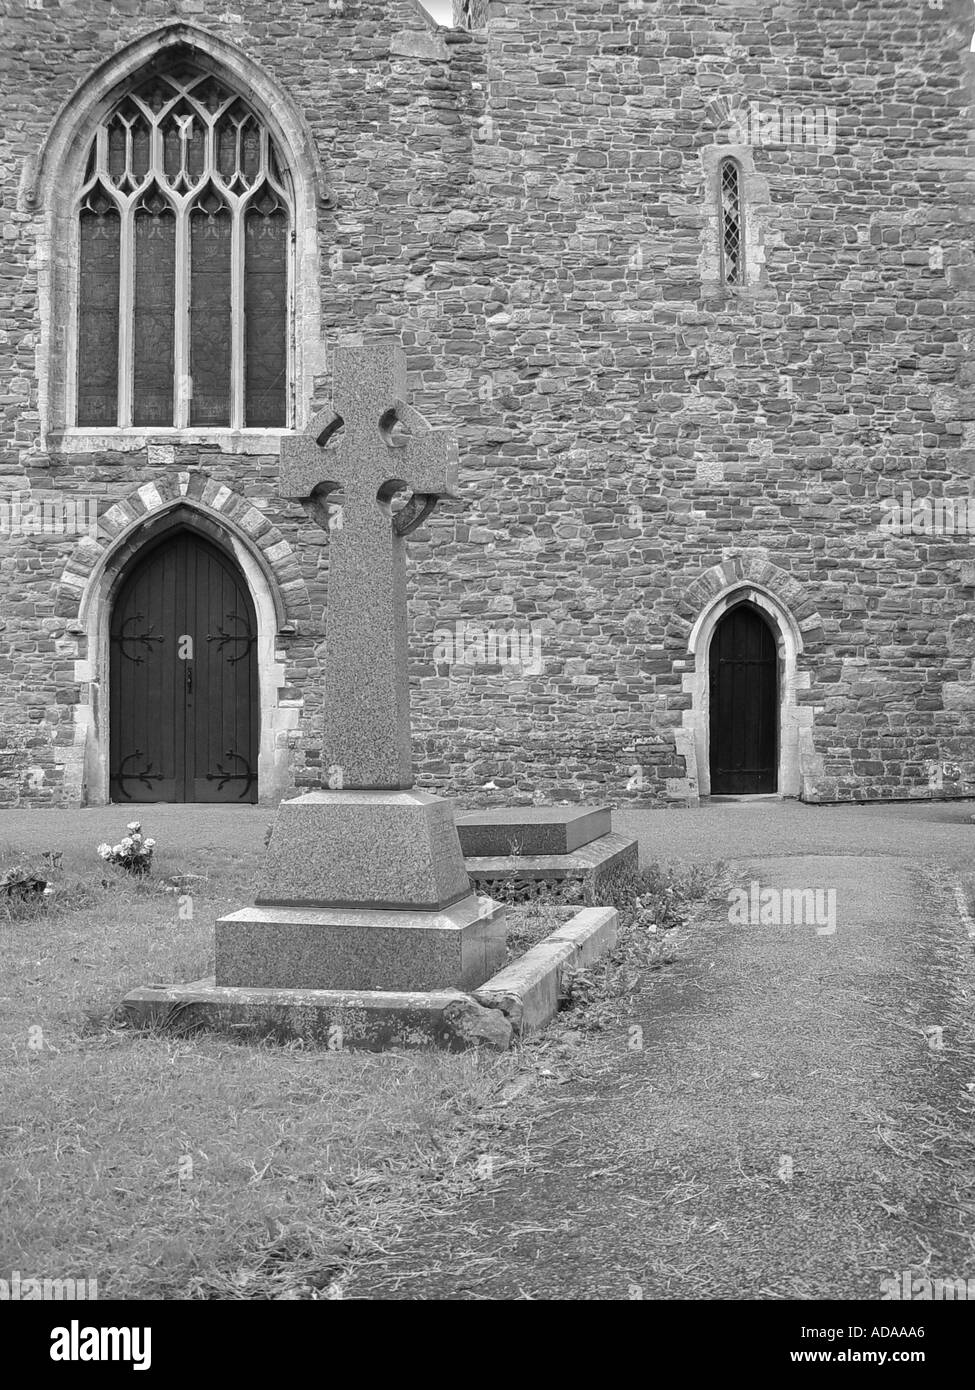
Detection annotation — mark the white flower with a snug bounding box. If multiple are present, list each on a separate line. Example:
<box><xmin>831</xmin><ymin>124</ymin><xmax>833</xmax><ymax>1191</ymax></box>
<box><xmin>127</xmin><ymin>822</ymin><xmax>141</xmax><ymax>832</ymax></box>
<box><xmin>144</xmin><ymin>838</ymin><xmax>156</xmax><ymax>849</ymax></box>
<box><xmin>97</xmin><ymin>843</ymin><xmax>111</xmax><ymax>855</ymax></box>
<box><xmin>120</xmin><ymin>837</ymin><xmax>134</xmax><ymax>850</ymax></box>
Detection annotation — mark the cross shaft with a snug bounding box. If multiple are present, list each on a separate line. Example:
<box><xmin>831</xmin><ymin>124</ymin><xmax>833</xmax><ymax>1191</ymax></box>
<box><xmin>280</xmin><ymin>343</ymin><xmax>458</xmax><ymax>789</ymax></box>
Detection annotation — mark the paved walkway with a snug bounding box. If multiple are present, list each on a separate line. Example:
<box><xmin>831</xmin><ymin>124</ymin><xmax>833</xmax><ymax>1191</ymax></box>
<box><xmin>616</xmin><ymin>796</ymin><xmax>975</xmax><ymax>870</ymax></box>
<box><xmin>1</xmin><ymin>794</ymin><xmax>972</xmax><ymax>868</ymax></box>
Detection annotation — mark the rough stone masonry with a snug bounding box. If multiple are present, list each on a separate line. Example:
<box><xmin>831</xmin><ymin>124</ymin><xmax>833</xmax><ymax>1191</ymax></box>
<box><xmin>0</xmin><ymin>0</ymin><xmax>974</xmax><ymax>809</ymax></box>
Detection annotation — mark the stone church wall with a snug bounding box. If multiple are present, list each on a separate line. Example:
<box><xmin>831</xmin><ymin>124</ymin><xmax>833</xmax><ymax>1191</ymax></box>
<box><xmin>412</xmin><ymin>0</ymin><xmax>975</xmax><ymax>807</ymax></box>
<box><xmin>0</xmin><ymin>0</ymin><xmax>973</xmax><ymax>808</ymax></box>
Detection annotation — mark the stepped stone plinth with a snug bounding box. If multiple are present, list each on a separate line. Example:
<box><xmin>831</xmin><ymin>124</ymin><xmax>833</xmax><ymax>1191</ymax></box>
<box><xmin>217</xmin><ymin>789</ymin><xmax>504</xmax><ymax>992</ymax></box>
<box><xmin>456</xmin><ymin>805</ymin><xmax>613</xmax><ymax>857</ymax></box>
<box><xmin>458</xmin><ymin>805</ymin><xmax>639</xmax><ymax>902</ymax></box>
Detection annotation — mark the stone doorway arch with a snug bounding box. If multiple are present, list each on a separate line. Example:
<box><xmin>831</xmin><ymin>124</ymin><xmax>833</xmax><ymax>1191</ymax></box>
<box><xmin>682</xmin><ymin>577</ymin><xmax>811</xmax><ymax>800</ymax></box>
<box><xmin>56</xmin><ymin>484</ymin><xmax>309</xmax><ymax>806</ymax></box>
<box><xmin>708</xmin><ymin>600</ymin><xmax>779</xmax><ymax>794</ymax></box>
<box><xmin>109</xmin><ymin>526</ymin><xmax>261</xmax><ymax>803</ymax></box>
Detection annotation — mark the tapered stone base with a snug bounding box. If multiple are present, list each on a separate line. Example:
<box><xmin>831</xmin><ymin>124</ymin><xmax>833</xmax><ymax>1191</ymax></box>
<box><xmin>216</xmin><ymin>892</ymin><xmax>505</xmax><ymax>992</ymax></box>
<box><xmin>257</xmin><ymin>789</ymin><xmax>471</xmax><ymax>910</ymax></box>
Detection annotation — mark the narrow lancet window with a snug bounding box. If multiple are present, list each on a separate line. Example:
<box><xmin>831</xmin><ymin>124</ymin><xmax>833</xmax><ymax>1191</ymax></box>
<box><xmin>720</xmin><ymin>158</ymin><xmax>744</xmax><ymax>287</ymax></box>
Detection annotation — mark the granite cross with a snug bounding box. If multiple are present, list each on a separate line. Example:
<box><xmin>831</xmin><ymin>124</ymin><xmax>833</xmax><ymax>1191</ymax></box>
<box><xmin>280</xmin><ymin>343</ymin><xmax>458</xmax><ymax>790</ymax></box>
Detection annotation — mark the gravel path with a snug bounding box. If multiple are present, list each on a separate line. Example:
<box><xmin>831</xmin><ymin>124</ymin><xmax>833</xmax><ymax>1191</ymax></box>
<box><xmin>1</xmin><ymin>793</ymin><xmax>970</xmax><ymax>867</ymax></box>
<box><xmin>615</xmin><ymin>796</ymin><xmax>975</xmax><ymax>869</ymax></box>
<box><xmin>340</xmin><ymin>803</ymin><xmax>975</xmax><ymax>1300</ymax></box>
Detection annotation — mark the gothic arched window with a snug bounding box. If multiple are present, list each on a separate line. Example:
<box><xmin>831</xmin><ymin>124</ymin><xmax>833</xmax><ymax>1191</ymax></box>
<box><xmin>75</xmin><ymin>65</ymin><xmax>292</xmax><ymax>430</ymax></box>
<box><xmin>719</xmin><ymin>157</ymin><xmax>744</xmax><ymax>287</ymax></box>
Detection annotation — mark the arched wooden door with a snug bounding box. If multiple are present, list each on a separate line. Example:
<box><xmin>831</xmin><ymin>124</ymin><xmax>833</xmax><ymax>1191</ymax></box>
<box><xmin>109</xmin><ymin>531</ymin><xmax>259</xmax><ymax>803</ymax></box>
<box><xmin>708</xmin><ymin>605</ymin><xmax>778</xmax><ymax>794</ymax></box>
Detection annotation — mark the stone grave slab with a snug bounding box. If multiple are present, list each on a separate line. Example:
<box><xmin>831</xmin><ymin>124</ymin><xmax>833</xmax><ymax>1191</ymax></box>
<box><xmin>465</xmin><ymin>831</ymin><xmax>638</xmax><ymax>903</ymax></box>
<box><xmin>455</xmin><ymin>804</ymin><xmax>613</xmax><ymax>857</ymax></box>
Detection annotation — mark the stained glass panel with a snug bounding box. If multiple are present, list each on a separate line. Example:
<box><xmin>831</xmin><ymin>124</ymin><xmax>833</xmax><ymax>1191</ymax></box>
<box><xmin>131</xmin><ymin>120</ymin><xmax>150</xmax><ymax>183</ymax></box>
<box><xmin>77</xmin><ymin>198</ymin><xmax>120</xmax><ymax>426</ymax></box>
<box><xmin>190</xmin><ymin>199</ymin><xmax>232</xmax><ymax>426</ymax></box>
<box><xmin>107</xmin><ymin>120</ymin><xmax>126</xmax><ymax>185</ymax></box>
<box><xmin>133</xmin><ymin>197</ymin><xmax>176</xmax><ymax>427</ymax></box>
<box><xmin>244</xmin><ymin>199</ymin><xmax>287</xmax><ymax>428</ymax></box>
<box><xmin>241</xmin><ymin>119</ymin><xmax>260</xmax><ymax>185</ymax></box>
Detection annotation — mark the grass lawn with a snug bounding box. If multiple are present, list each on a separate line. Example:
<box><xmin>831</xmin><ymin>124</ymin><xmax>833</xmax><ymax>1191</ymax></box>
<box><xmin>0</xmin><ymin>811</ymin><xmax>534</xmax><ymax>1300</ymax></box>
<box><xmin>0</xmin><ymin>808</ymin><xmax>716</xmax><ymax>1300</ymax></box>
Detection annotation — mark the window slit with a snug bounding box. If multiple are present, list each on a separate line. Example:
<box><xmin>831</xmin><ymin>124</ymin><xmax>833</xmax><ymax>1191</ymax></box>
<box><xmin>720</xmin><ymin>158</ymin><xmax>743</xmax><ymax>287</ymax></box>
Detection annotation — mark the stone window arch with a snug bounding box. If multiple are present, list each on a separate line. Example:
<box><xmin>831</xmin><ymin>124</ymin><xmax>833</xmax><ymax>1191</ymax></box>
<box><xmin>26</xmin><ymin>23</ymin><xmax>325</xmax><ymax>452</ymax></box>
<box><xmin>698</xmin><ymin>143</ymin><xmax>771</xmax><ymax>294</ymax></box>
<box><xmin>76</xmin><ymin>66</ymin><xmax>293</xmax><ymax>431</ymax></box>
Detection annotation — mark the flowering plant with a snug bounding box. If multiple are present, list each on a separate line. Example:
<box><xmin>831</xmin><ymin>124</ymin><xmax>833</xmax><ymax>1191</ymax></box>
<box><xmin>97</xmin><ymin>822</ymin><xmax>156</xmax><ymax>875</ymax></box>
<box><xmin>0</xmin><ymin>864</ymin><xmax>53</xmax><ymax>900</ymax></box>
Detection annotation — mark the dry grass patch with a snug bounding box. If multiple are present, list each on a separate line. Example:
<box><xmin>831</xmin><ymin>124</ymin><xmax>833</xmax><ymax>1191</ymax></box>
<box><xmin>0</xmin><ymin>834</ymin><xmax>528</xmax><ymax>1300</ymax></box>
<box><xmin>0</xmin><ymin>823</ymin><xmax>724</xmax><ymax>1301</ymax></box>
<box><xmin>558</xmin><ymin>859</ymin><xmax>726</xmax><ymax>1028</ymax></box>
<box><xmin>0</xmin><ymin>1033</ymin><xmax>525</xmax><ymax>1300</ymax></box>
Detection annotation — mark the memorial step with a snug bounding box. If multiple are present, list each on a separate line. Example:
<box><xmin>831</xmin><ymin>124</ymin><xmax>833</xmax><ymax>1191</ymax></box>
<box><xmin>454</xmin><ymin>805</ymin><xmax>613</xmax><ymax>857</ymax></box>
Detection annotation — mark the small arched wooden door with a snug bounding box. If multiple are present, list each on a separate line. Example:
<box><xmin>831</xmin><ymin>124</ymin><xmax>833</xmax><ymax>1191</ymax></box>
<box><xmin>109</xmin><ymin>531</ymin><xmax>259</xmax><ymax>803</ymax></box>
<box><xmin>708</xmin><ymin>604</ymin><xmax>778</xmax><ymax>794</ymax></box>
